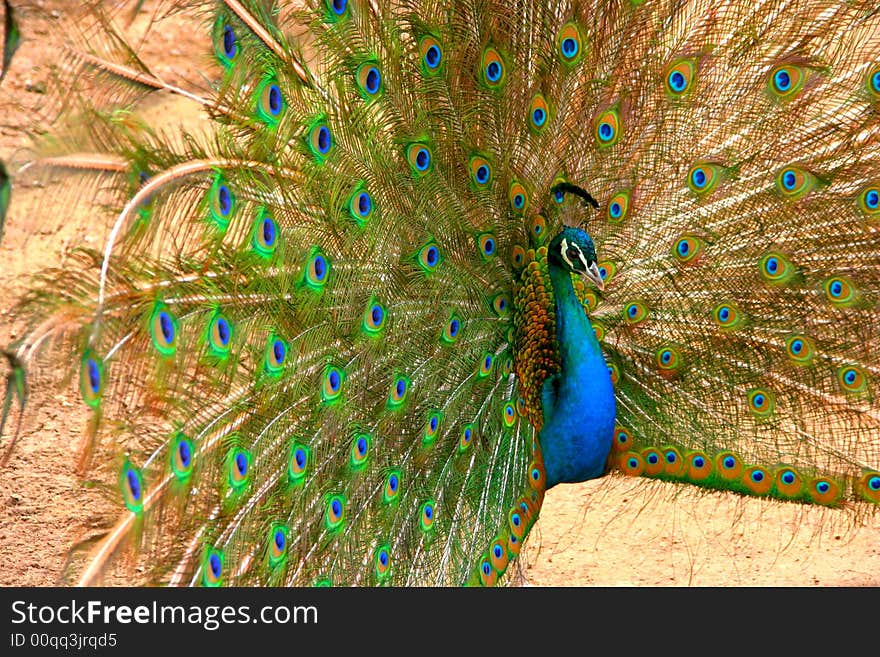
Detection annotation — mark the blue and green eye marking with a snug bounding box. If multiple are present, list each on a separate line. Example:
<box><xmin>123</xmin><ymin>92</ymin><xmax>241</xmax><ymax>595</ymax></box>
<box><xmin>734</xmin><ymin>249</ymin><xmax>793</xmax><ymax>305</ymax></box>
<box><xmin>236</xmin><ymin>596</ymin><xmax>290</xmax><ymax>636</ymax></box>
<box><xmin>202</xmin><ymin>548</ymin><xmax>225</xmax><ymax>587</ymax></box>
<box><xmin>823</xmin><ymin>275</ymin><xmax>858</xmax><ymax>306</ymax></box>
<box><xmin>687</xmin><ymin>162</ymin><xmax>723</xmax><ymax>195</ymax></box>
<box><xmin>80</xmin><ymin>350</ymin><xmax>105</xmax><ymax>407</ymax></box>
<box><xmin>747</xmin><ymin>388</ymin><xmax>775</xmax><ymax>417</ymax></box>
<box><xmin>665</xmin><ymin>58</ymin><xmax>696</xmax><ymax>96</ymax></box>
<box><xmin>406</xmin><ymin>142</ymin><xmax>432</xmax><ymax>175</ymax></box>
<box><xmin>556</xmin><ymin>22</ymin><xmax>583</xmax><ymax>65</ymax></box>
<box><xmin>170</xmin><ymin>432</ymin><xmax>195</xmax><ymax>481</ymax></box>
<box><xmin>387</xmin><ymin>374</ymin><xmax>411</xmax><ymax>410</ymax></box>
<box><xmin>775</xmin><ymin>467</ymin><xmax>804</xmax><ymax>497</ymax></box>
<box><xmin>227</xmin><ymin>448</ymin><xmax>251</xmax><ymax>491</ymax></box>
<box><xmin>776</xmin><ymin>165</ymin><xmax>818</xmax><ymax>199</ymax></box>
<box><xmin>120</xmin><ymin>460</ymin><xmax>144</xmax><ymax>513</ymax></box>
<box><xmin>348</xmin><ymin>184</ymin><xmax>374</xmax><ymax>226</ymax></box>
<box><xmin>304</xmin><ymin>248</ymin><xmax>330</xmax><ymax>289</ymax></box>
<box><xmin>858</xmin><ymin>184</ymin><xmax>880</xmax><ymax>216</ymax></box>
<box><xmin>207</xmin><ymin>310</ymin><xmax>233</xmax><ymax>358</ymax></box>
<box><xmin>480</xmin><ymin>46</ymin><xmax>506</xmax><ymax>88</ymax></box>
<box><xmin>419</xmin><ymin>35</ymin><xmax>443</xmax><ymax>74</ymax></box>
<box><xmin>607</xmin><ymin>191</ymin><xmax>630</xmax><ymax>222</ymax></box>
<box><xmin>785</xmin><ymin>334</ymin><xmax>816</xmax><ymax>365</ymax></box>
<box><xmin>469</xmin><ymin>155</ymin><xmax>493</xmax><ymax>189</ymax></box>
<box><xmin>383</xmin><ymin>469</ymin><xmax>402</xmax><ymax>504</ymax></box>
<box><xmin>759</xmin><ymin>251</ymin><xmax>797</xmax><ymax>285</ymax></box>
<box><xmin>491</xmin><ymin>293</ymin><xmax>510</xmax><ymax>317</ymax></box>
<box><xmin>673</xmin><ymin>234</ymin><xmax>703</xmax><ymax>264</ymax></box>
<box><xmin>530</xmin><ymin>214</ymin><xmax>547</xmax><ymax>243</ymax></box>
<box><xmin>623</xmin><ymin>300</ymin><xmax>648</xmax><ymax>324</ymax></box>
<box><xmin>208</xmin><ymin>174</ymin><xmax>235</xmax><ymax>231</ymax></box>
<box><xmin>594</xmin><ymin>108</ymin><xmax>621</xmax><ymax>147</ymax></box>
<box><xmin>529</xmin><ymin>94</ymin><xmax>550</xmax><ymax>131</ymax></box>
<box><xmin>712</xmin><ymin>302</ymin><xmax>744</xmax><ymax>330</ymax></box>
<box><xmin>288</xmin><ymin>442</ymin><xmax>310</xmax><ymax>484</ymax></box>
<box><xmin>356</xmin><ymin>61</ymin><xmax>383</xmax><ymax>99</ymax></box>
<box><xmin>423</xmin><ymin>411</ymin><xmax>442</xmax><ymax>446</ymax></box>
<box><xmin>655</xmin><ymin>345</ymin><xmax>683</xmax><ymax>375</ymax></box>
<box><xmin>458</xmin><ymin>423</ymin><xmax>475</xmax><ymax>453</ymax></box>
<box><xmin>264</xmin><ymin>333</ymin><xmax>288</xmax><ymax>376</ymax></box>
<box><xmin>743</xmin><ymin>465</ymin><xmax>773</xmax><ymax>495</ymax></box>
<box><xmin>509</xmin><ymin>181</ymin><xmax>529</xmax><ymax>213</ymax></box>
<box><xmin>322</xmin><ymin>365</ymin><xmax>345</xmax><ymax>403</ymax></box>
<box><xmin>419</xmin><ymin>499</ymin><xmax>435</xmax><ymax>532</ymax></box>
<box><xmin>476</xmin><ymin>232</ymin><xmax>497</xmax><ymax>260</ymax></box>
<box><xmin>325</xmin><ymin>494</ymin><xmax>346</xmax><ymax>532</ymax></box>
<box><xmin>268</xmin><ymin>524</ymin><xmax>289</xmax><ymax>567</ymax></box>
<box><xmin>502</xmin><ymin>402</ymin><xmax>516</xmax><ymax>428</ymax></box>
<box><xmin>324</xmin><ymin>0</ymin><xmax>349</xmax><ymax>21</ymax></box>
<box><xmin>684</xmin><ymin>451</ymin><xmax>712</xmax><ymax>481</ymax></box>
<box><xmin>255</xmin><ymin>76</ymin><xmax>285</xmax><ymax>125</ymax></box>
<box><xmin>769</xmin><ymin>64</ymin><xmax>806</xmax><ymax>98</ymax></box>
<box><xmin>252</xmin><ymin>209</ymin><xmax>279</xmax><ymax>258</ymax></box>
<box><xmin>213</xmin><ymin>18</ymin><xmax>238</xmax><ymax>67</ymax></box>
<box><xmin>715</xmin><ymin>451</ymin><xmax>743</xmax><ymax>481</ymax></box>
<box><xmin>858</xmin><ymin>471</ymin><xmax>880</xmax><ymax>504</ymax></box>
<box><xmin>838</xmin><ymin>365</ymin><xmax>868</xmax><ymax>393</ymax></box>
<box><xmin>416</xmin><ymin>241</ymin><xmax>441</xmax><ymax>274</ymax></box>
<box><xmin>374</xmin><ymin>543</ymin><xmax>391</xmax><ymax>582</ymax></box>
<box><xmin>306</xmin><ymin>119</ymin><xmax>333</xmax><ymax>160</ymax></box>
<box><xmin>350</xmin><ymin>433</ymin><xmax>371</xmax><ymax>470</ymax></box>
<box><xmin>477</xmin><ymin>353</ymin><xmax>495</xmax><ymax>379</ymax></box>
<box><xmin>867</xmin><ymin>65</ymin><xmax>880</xmax><ymax>99</ymax></box>
<box><xmin>362</xmin><ymin>297</ymin><xmax>387</xmax><ymax>335</ymax></box>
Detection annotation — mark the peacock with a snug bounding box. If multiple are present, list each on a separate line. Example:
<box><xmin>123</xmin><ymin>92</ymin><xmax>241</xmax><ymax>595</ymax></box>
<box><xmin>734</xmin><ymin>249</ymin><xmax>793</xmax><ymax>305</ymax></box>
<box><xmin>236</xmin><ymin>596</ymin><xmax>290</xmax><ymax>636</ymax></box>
<box><xmin>0</xmin><ymin>0</ymin><xmax>878</xmax><ymax>588</ymax></box>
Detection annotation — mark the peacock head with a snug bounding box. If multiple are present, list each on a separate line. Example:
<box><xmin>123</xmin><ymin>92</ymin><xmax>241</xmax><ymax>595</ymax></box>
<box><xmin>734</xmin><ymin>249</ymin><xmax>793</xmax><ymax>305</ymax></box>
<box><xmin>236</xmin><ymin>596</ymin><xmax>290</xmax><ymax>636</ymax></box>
<box><xmin>549</xmin><ymin>227</ymin><xmax>604</xmax><ymax>290</ymax></box>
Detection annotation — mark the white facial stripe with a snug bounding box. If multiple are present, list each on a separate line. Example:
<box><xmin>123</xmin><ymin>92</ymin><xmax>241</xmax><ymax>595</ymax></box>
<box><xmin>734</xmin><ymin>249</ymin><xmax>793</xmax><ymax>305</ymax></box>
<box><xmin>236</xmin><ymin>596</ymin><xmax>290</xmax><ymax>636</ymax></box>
<box><xmin>560</xmin><ymin>237</ymin><xmax>575</xmax><ymax>269</ymax></box>
<box><xmin>560</xmin><ymin>237</ymin><xmax>590</xmax><ymax>272</ymax></box>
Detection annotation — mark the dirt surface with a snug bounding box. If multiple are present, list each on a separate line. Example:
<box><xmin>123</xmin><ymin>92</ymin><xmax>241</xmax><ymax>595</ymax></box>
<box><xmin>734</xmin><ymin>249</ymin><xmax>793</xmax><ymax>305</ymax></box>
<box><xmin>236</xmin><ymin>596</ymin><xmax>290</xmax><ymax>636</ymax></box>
<box><xmin>0</xmin><ymin>1</ymin><xmax>878</xmax><ymax>588</ymax></box>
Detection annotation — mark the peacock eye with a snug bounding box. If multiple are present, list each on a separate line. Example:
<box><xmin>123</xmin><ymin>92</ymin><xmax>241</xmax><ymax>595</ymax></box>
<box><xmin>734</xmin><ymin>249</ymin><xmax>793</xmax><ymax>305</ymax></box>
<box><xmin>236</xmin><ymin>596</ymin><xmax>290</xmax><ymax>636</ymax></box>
<box><xmin>566</xmin><ymin>246</ymin><xmax>580</xmax><ymax>260</ymax></box>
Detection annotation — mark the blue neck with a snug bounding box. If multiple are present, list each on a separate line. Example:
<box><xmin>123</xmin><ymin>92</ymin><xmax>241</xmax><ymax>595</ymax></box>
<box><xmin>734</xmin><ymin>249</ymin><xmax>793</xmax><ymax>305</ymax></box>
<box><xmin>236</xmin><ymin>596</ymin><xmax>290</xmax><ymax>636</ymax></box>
<box><xmin>537</xmin><ymin>263</ymin><xmax>616</xmax><ymax>487</ymax></box>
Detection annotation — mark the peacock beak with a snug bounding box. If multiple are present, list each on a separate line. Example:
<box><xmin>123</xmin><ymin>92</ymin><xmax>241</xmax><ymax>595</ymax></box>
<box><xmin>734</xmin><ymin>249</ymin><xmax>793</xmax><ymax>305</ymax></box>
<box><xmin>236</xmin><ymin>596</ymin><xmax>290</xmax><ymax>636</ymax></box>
<box><xmin>582</xmin><ymin>261</ymin><xmax>605</xmax><ymax>291</ymax></box>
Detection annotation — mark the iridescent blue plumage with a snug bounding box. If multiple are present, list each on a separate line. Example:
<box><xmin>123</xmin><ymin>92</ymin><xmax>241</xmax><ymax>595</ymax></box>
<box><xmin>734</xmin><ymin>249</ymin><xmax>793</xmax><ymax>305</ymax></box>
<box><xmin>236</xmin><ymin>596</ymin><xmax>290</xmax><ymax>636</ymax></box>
<box><xmin>539</xmin><ymin>228</ymin><xmax>615</xmax><ymax>487</ymax></box>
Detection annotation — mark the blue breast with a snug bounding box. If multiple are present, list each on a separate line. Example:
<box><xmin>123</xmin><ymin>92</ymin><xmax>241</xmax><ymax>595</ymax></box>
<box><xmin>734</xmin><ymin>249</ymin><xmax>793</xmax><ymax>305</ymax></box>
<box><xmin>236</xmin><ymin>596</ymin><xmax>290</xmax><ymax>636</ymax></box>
<box><xmin>538</xmin><ymin>264</ymin><xmax>616</xmax><ymax>487</ymax></box>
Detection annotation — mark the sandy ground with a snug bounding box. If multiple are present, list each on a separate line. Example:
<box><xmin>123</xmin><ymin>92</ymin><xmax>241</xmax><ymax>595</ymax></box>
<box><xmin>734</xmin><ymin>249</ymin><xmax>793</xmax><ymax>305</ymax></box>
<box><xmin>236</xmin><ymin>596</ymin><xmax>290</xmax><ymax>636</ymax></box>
<box><xmin>0</xmin><ymin>0</ymin><xmax>878</xmax><ymax>588</ymax></box>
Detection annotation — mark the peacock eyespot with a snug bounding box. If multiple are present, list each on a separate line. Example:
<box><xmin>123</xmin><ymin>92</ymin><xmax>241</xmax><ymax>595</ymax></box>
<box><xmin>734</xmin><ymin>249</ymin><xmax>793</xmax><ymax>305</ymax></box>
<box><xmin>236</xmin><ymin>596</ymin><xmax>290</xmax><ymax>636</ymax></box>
<box><xmin>838</xmin><ymin>366</ymin><xmax>867</xmax><ymax>393</ymax></box>
<box><xmin>481</xmin><ymin>47</ymin><xmax>506</xmax><ymax>87</ymax></box>
<box><xmin>222</xmin><ymin>24</ymin><xmax>237</xmax><ymax>59</ymax></box>
<box><xmin>769</xmin><ymin>65</ymin><xmax>805</xmax><ymax>98</ymax></box>
<box><xmin>691</xmin><ymin>168</ymin><xmax>706</xmax><ymax>188</ymax></box>
<box><xmin>665</xmin><ymin>58</ymin><xmax>696</xmax><ymax>95</ymax></box>
<box><xmin>669</xmin><ymin>71</ymin><xmax>686</xmax><ymax>91</ymax></box>
<box><xmin>529</xmin><ymin>94</ymin><xmax>550</xmax><ymax>130</ymax></box>
<box><xmin>203</xmin><ymin>549</ymin><xmax>224</xmax><ymax>587</ymax></box>
<box><xmin>861</xmin><ymin>187</ymin><xmax>880</xmax><ymax>214</ymax></box>
<box><xmin>308</xmin><ymin>122</ymin><xmax>333</xmax><ymax>159</ymax></box>
<box><xmin>257</xmin><ymin>80</ymin><xmax>285</xmax><ymax>123</ymax></box>
<box><xmin>724</xmin><ymin>456</ymin><xmax>735</xmax><ymax>469</ymax></box>
<box><xmin>594</xmin><ymin>109</ymin><xmax>621</xmax><ymax>146</ymax></box>
<box><xmin>351</xmin><ymin>434</ymin><xmax>371</xmax><ymax>468</ymax></box>
<box><xmin>419</xmin><ymin>36</ymin><xmax>443</xmax><ymax>73</ymax></box>
<box><xmin>556</xmin><ymin>23</ymin><xmax>583</xmax><ymax>64</ymax></box>
<box><xmin>610</xmin><ymin>201</ymin><xmax>622</xmax><ymax>218</ymax></box>
<box><xmin>325</xmin><ymin>495</ymin><xmax>346</xmax><ymax>531</ymax></box>
<box><xmin>426</xmin><ymin>45</ymin><xmax>441</xmax><ymax>68</ymax></box>
<box><xmin>358</xmin><ymin>64</ymin><xmax>382</xmax><ymax>97</ymax></box>
<box><xmin>478</xmin><ymin>233</ymin><xmax>496</xmax><ymax>258</ymax></box>
<box><xmin>823</xmin><ymin>276</ymin><xmax>856</xmax><ymax>305</ymax></box>
<box><xmin>647</xmin><ymin>452</ymin><xmax>659</xmax><ymax>465</ymax></box>
<box><xmin>871</xmin><ymin>68</ymin><xmax>880</xmax><ymax>95</ymax></box>
<box><xmin>328</xmin><ymin>0</ymin><xmax>348</xmax><ymax>17</ymax></box>
<box><xmin>171</xmin><ymin>433</ymin><xmax>194</xmax><ymax>481</ymax></box>
<box><xmin>288</xmin><ymin>443</ymin><xmax>310</xmax><ymax>482</ymax></box>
